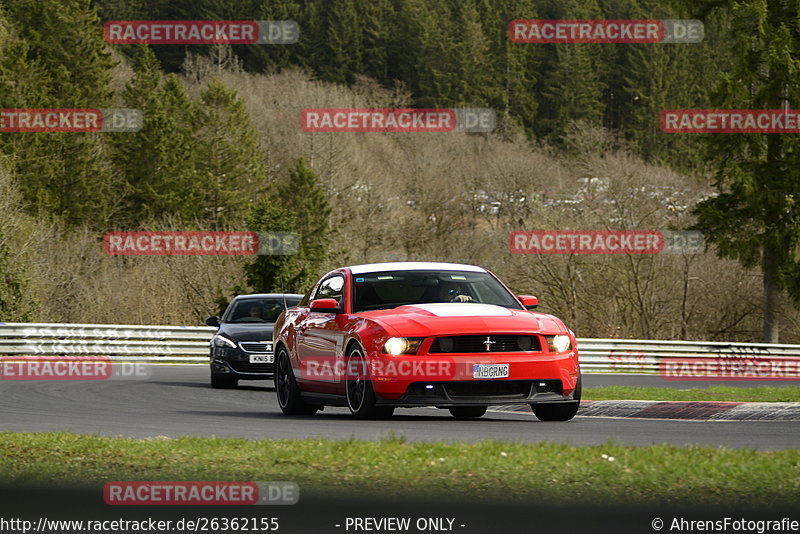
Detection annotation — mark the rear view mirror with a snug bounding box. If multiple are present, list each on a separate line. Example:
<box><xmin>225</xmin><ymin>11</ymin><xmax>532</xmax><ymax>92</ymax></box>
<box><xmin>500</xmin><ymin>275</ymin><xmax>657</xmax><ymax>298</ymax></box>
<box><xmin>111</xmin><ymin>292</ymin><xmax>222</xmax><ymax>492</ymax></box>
<box><xmin>205</xmin><ymin>316</ymin><xmax>220</xmax><ymax>327</ymax></box>
<box><xmin>518</xmin><ymin>295</ymin><xmax>538</xmax><ymax>310</ymax></box>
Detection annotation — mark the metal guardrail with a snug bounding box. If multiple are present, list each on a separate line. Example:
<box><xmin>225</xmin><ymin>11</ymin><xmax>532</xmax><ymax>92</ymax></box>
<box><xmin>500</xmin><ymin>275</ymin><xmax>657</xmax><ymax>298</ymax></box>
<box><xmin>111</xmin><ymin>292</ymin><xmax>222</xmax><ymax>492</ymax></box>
<box><xmin>0</xmin><ymin>323</ymin><xmax>214</xmax><ymax>362</ymax></box>
<box><xmin>1</xmin><ymin>323</ymin><xmax>800</xmax><ymax>372</ymax></box>
<box><xmin>578</xmin><ymin>338</ymin><xmax>800</xmax><ymax>373</ymax></box>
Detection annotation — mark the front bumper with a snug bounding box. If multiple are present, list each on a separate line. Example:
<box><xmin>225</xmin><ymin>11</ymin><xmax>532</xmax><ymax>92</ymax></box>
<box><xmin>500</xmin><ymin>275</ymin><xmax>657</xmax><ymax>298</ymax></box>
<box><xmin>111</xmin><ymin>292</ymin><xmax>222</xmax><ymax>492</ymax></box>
<box><xmin>210</xmin><ymin>346</ymin><xmax>274</xmax><ymax>379</ymax></box>
<box><xmin>367</xmin><ymin>350</ymin><xmax>579</xmax><ymax>402</ymax></box>
<box><xmin>375</xmin><ymin>379</ymin><xmax>575</xmax><ymax>407</ymax></box>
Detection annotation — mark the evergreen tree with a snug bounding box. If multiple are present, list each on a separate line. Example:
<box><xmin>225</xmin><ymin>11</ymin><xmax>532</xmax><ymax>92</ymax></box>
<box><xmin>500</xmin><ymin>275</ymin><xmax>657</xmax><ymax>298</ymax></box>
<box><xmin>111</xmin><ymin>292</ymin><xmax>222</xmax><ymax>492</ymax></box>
<box><xmin>311</xmin><ymin>0</ymin><xmax>363</xmax><ymax>84</ymax></box>
<box><xmin>388</xmin><ymin>0</ymin><xmax>451</xmax><ymax>107</ymax></box>
<box><xmin>245</xmin><ymin>157</ymin><xmax>332</xmax><ymax>294</ymax></box>
<box><xmin>606</xmin><ymin>0</ymin><xmax>732</xmax><ymax>169</ymax></box>
<box><xmin>355</xmin><ymin>0</ymin><xmax>393</xmax><ymax>82</ymax></box>
<box><xmin>534</xmin><ymin>0</ymin><xmax>605</xmax><ymax>139</ymax></box>
<box><xmin>195</xmin><ymin>79</ymin><xmax>268</xmax><ymax>227</ymax></box>
<box><xmin>250</xmin><ymin>0</ymin><xmax>304</xmax><ymax>73</ymax></box>
<box><xmin>0</xmin><ymin>11</ymin><xmax>51</xmax><ymax>107</ymax></box>
<box><xmin>691</xmin><ymin>0</ymin><xmax>800</xmax><ymax>342</ymax></box>
<box><xmin>244</xmin><ymin>200</ymin><xmax>297</xmax><ymax>293</ymax></box>
<box><xmin>447</xmin><ymin>0</ymin><xmax>494</xmax><ymax>106</ymax></box>
<box><xmin>113</xmin><ymin>47</ymin><xmax>204</xmax><ymax>226</ymax></box>
<box><xmin>480</xmin><ymin>0</ymin><xmax>540</xmax><ymax>128</ymax></box>
<box><xmin>275</xmin><ymin>157</ymin><xmax>332</xmax><ymax>288</ymax></box>
<box><xmin>3</xmin><ymin>0</ymin><xmax>113</xmax><ymax>105</ymax></box>
<box><xmin>0</xmin><ymin>0</ymin><xmax>118</xmax><ymax>226</ymax></box>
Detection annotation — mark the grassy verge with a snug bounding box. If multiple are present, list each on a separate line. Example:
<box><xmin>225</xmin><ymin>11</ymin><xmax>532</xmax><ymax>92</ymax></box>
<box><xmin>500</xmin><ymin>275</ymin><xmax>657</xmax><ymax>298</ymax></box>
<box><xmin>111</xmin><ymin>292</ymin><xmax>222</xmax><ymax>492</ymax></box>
<box><xmin>583</xmin><ymin>385</ymin><xmax>800</xmax><ymax>402</ymax></box>
<box><xmin>0</xmin><ymin>432</ymin><xmax>798</xmax><ymax>506</ymax></box>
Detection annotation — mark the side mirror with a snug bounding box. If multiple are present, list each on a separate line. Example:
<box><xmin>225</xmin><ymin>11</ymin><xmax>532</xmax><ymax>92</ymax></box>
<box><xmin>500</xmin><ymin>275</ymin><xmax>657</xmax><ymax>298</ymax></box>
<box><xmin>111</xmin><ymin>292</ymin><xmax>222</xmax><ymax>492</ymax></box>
<box><xmin>518</xmin><ymin>295</ymin><xmax>538</xmax><ymax>310</ymax></box>
<box><xmin>309</xmin><ymin>298</ymin><xmax>341</xmax><ymax>313</ymax></box>
<box><xmin>205</xmin><ymin>316</ymin><xmax>220</xmax><ymax>327</ymax></box>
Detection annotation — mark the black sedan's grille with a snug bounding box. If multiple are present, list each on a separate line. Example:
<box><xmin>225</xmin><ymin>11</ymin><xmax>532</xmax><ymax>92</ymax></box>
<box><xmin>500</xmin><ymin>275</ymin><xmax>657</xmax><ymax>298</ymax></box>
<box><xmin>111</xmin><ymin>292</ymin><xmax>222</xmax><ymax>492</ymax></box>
<box><xmin>429</xmin><ymin>335</ymin><xmax>541</xmax><ymax>353</ymax></box>
<box><xmin>229</xmin><ymin>361</ymin><xmax>274</xmax><ymax>373</ymax></box>
<box><xmin>239</xmin><ymin>342</ymin><xmax>272</xmax><ymax>353</ymax></box>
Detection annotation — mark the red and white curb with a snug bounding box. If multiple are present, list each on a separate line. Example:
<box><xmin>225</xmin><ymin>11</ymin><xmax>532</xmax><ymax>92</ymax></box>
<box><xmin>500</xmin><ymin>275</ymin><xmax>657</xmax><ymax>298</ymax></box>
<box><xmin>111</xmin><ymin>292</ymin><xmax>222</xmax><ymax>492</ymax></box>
<box><xmin>492</xmin><ymin>400</ymin><xmax>800</xmax><ymax>421</ymax></box>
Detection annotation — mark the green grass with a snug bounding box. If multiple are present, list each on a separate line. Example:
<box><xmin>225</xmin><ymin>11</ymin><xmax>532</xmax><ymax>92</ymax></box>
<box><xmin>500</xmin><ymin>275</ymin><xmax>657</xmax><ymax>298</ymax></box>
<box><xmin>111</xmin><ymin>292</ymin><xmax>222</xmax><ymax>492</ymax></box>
<box><xmin>0</xmin><ymin>432</ymin><xmax>798</xmax><ymax>506</ymax></box>
<box><xmin>584</xmin><ymin>385</ymin><xmax>800</xmax><ymax>402</ymax></box>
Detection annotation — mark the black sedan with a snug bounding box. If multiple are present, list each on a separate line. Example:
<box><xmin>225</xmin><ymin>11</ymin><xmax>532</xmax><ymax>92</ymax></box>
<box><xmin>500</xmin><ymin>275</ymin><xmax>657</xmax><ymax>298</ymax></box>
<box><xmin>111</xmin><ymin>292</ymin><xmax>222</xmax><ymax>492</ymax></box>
<box><xmin>206</xmin><ymin>293</ymin><xmax>303</xmax><ymax>388</ymax></box>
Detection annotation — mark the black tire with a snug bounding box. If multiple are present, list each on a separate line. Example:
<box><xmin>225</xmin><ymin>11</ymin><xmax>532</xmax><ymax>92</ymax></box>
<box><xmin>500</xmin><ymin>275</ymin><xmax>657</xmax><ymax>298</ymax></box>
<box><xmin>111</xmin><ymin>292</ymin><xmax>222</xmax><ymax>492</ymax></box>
<box><xmin>530</xmin><ymin>372</ymin><xmax>582</xmax><ymax>422</ymax></box>
<box><xmin>275</xmin><ymin>347</ymin><xmax>318</xmax><ymax>415</ymax></box>
<box><xmin>448</xmin><ymin>406</ymin><xmax>487</xmax><ymax>419</ymax></box>
<box><xmin>345</xmin><ymin>345</ymin><xmax>394</xmax><ymax>420</ymax></box>
<box><xmin>210</xmin><ymin>372</ymin><xmax>237</xmax><ymax>389</ymax></box>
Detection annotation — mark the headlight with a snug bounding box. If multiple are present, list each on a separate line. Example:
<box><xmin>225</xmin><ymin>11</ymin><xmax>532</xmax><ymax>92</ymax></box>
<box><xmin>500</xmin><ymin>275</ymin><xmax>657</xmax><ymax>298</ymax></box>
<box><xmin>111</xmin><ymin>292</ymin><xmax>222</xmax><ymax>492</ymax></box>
<box><xmin>382</xmin><ymin>337</ymin><xmax>423</xmax><ymax>355</ymax></box>
<box><xmin>212</xmin><ymin>335</ymin><xmax>237</xmax><ymax>349</ymax></box>
<box><xmin>545</xmin><ymin>334</ymin><xmax>571</xmax><ymax>353</ymax></box>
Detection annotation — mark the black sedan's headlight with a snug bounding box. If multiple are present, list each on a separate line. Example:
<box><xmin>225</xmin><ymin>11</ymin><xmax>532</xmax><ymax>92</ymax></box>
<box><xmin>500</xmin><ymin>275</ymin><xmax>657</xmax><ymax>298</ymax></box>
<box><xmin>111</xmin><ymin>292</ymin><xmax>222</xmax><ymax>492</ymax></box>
<box><xmin>212</xmin><ymin>334</ymin><xmax>237</xmax><ymax>349</ymax></box>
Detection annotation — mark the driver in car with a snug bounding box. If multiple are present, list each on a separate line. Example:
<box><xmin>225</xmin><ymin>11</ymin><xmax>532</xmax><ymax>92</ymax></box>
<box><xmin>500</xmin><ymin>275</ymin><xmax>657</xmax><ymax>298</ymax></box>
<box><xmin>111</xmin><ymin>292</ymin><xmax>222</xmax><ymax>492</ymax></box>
<box><xmin>438</xmin><ymin>281</ymin><xmax>474</xmax><ymax>303</ymax></box>
<box><xmin>247</xmin><ymin>305</ymin><xmax>264</xmax><ymax>319</ymax></box>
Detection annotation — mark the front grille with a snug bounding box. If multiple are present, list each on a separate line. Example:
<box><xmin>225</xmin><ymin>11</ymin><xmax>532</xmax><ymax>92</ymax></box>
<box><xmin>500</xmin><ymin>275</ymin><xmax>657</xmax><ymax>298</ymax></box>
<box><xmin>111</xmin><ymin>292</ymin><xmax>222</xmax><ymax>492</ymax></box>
<box><xmin>405</xmin><ymin>380</ymin><xmax>534</xmax><ymax>399</ymax></box>
<box><xmin>229</xmin><ymin>361</ymin><xmax>274</xmax><ymax>373</ymax></box>
<box><xmin>239</xmin><ymin>342</ymin><xmax>273</xmax><ymax>353</ymax></box>
<box><xmin>429</xmin><ymin>335</ymin><xmax>541</xmax><ymax>353</ymax></box>
<box><xmin>445</xmin><ymin>380</ymin><xmax>532</xmax><ymax>398</ymax></box>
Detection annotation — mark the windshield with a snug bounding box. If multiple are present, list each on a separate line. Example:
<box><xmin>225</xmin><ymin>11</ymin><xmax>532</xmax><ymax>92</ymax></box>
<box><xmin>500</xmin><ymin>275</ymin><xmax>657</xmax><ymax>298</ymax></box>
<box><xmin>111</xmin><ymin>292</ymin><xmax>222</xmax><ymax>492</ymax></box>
<box><xmin>352</xmin><ymin>270</ymin><xmax>522</xmax><ymax>312</ymax></box>
<box><xmin>224</xmin><ymin>297</ymin><xmax>300</xmax><ymax>323</ymax></box>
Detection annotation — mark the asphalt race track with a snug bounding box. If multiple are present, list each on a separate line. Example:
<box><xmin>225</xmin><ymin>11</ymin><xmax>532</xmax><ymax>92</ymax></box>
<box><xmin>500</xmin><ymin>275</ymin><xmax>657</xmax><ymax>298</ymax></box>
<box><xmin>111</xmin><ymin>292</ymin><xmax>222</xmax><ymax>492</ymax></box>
<box><xmin>0</xmin><ymin>365</ymin><xmax>797</xmax><ymax>450</ymax></box>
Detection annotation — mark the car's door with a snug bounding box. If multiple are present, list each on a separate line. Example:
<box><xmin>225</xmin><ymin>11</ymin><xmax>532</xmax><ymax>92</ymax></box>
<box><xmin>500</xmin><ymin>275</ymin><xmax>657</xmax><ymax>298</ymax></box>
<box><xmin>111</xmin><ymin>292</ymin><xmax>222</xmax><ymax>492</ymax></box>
<box><xmin>296</xmin><ymin>274</ymin><xmax>348</xmax><ymax>393</ymax></box>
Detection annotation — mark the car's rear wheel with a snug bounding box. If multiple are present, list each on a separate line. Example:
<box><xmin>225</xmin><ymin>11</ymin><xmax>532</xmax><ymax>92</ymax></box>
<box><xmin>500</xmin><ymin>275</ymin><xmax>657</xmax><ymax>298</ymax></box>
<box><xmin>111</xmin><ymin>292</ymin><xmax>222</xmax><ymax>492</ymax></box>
<box><xmin>275</xmin><ymin>347</ymin><xmax>318</xmax><ymax>415</ymax></box>
<box><xmin>210</xmin><ymin>371</ymin><xmax>237</xmax><ymax>389</ymax></box>
<box><xmin>448</xmin><ymin>406</ymin><xmax>487</xmax><ymax>419</ymax></box>
<box><xmin>530</xmin><ymin>372</ymin><xmax>581</xmax><ymax>422</ymax></box>
<box><xmin>346</xmin><ymin>345</ymin><xmax>394</xmax><ymax>420</ymax></box>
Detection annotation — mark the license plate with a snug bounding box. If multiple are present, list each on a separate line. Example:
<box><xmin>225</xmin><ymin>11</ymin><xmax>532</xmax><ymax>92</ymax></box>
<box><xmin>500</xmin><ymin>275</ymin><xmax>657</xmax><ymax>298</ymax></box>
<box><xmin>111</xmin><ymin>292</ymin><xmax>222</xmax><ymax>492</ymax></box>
<box><xmin>249</xmin><ymin>354</ymin><xmax>274</xmax><ymax>364</ymax></box>
<box><xmin>473</xmin><ymin>364</ymin><xmax>509</xmax><ymax>379</ymax></box>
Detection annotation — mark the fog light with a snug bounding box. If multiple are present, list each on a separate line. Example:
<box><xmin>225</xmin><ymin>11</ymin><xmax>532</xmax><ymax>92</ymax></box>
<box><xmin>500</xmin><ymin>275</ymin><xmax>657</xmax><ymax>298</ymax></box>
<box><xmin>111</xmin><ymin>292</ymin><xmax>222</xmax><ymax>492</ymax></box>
<box><xmin>438</xmin><ymin>337</ymin><xmax>454</xmax><ymax>352</ymax></box>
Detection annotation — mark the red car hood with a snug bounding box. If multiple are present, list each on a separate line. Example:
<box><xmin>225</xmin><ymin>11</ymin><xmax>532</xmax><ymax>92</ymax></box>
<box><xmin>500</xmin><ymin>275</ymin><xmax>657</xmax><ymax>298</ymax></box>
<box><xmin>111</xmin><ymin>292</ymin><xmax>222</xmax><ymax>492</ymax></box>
<box><xmin>356</xmin><ymin>303</ymin><xmax>566</xmax><ymax>337</ymax></box>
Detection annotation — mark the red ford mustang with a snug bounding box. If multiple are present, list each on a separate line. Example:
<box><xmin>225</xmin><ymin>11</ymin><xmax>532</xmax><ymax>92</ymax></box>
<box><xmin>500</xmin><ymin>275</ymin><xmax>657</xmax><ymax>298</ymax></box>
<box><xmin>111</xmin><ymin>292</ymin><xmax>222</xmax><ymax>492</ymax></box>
<box><xmin>273</xmin><ymin>262</ymin><xmax>580</xmax><ymax>421</ymax></box>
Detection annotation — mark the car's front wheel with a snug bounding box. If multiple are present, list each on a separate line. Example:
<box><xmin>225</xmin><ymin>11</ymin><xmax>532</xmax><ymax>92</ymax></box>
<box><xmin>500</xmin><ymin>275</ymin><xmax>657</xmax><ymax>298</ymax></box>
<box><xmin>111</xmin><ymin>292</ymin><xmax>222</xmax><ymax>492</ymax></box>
<box><xmin>345</xmin><ymin>345</ymin><xmax>394</xmax><ymax>420</ymax></box>
<box><xmin>530</xmin><ymin>372</ymin><xmax>581</xmax><ymax>422</ymax></box>
<box><xmin>448</xmin><ymin>406</ymin><xmax>487</xmax><ymax>419</ymax></box>
<box><xmin>275</xmin><ymin>346</ymin><xmax>318</xmax><ymax>415</ymax></box>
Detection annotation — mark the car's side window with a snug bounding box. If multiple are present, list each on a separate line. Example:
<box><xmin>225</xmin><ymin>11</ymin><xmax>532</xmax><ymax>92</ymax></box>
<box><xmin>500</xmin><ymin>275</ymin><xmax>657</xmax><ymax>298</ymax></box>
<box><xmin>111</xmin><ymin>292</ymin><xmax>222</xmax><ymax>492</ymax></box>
<box><xmin>314</xmin><ymin>275</ymin><xmax>344</xmax><ymax>303</ymax></box>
